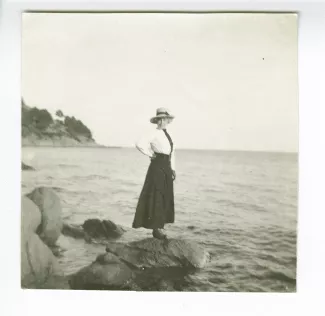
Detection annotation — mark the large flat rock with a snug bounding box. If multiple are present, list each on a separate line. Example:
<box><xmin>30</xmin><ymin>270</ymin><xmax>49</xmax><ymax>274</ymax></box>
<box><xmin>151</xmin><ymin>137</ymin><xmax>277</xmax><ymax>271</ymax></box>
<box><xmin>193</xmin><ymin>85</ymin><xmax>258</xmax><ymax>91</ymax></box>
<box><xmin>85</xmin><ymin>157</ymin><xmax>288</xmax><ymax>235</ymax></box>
<box><xmin>69</xmin><ymin>238</ymin><xmax>210</xmax><ymax>291</ymax></box>
<box><xmin>106</xmin><ymin>238</ymin><xmax>211</xmax><ymax>269</ymax></box>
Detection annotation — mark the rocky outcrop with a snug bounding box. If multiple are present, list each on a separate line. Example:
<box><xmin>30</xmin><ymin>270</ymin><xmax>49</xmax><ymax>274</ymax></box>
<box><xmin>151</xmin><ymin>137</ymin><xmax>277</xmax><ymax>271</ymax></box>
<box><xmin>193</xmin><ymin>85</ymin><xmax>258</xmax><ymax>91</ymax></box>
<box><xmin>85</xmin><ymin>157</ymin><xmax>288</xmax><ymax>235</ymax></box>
<box><xmin>21</xmin><ymin>186</ymin><xmax>211</xmax><ymax>291</ymax></box>
<box><xmin>62</xmin><ymin>219</ymin><xmax>127</xmax><ymax>242</ymax></box>
<box><xmin>26</xmin><ymin>187</ymin><xmax>63</xmax><ymax>247</ymax></box>
<box><xmin>69</xmin><ymin>238</ymin><xmax>210</xmax><ymax>291</ymax></box>
<box><xmin>21</xmin><ymin>195</ymin><xmax>65</xmax><ymax>289</ymax></box>
<box><xmin>22</xmin><ymin>162</ymin><xmax>35</xmax><ymax>170</ymax></box>
<box><xmin>21</xmin><ymin>102</ymin><xmax>100</xmax><ymax>147</ymax></box>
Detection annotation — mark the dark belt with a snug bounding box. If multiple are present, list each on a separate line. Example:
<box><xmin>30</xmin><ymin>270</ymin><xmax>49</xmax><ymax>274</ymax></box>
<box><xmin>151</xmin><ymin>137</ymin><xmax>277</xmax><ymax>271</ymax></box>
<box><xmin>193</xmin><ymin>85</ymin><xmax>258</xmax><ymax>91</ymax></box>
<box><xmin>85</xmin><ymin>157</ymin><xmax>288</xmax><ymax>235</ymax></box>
<box><xmin>154</xmin><ymin>153</ymin><xmax>170</xmax><ymax>161</ymax></box>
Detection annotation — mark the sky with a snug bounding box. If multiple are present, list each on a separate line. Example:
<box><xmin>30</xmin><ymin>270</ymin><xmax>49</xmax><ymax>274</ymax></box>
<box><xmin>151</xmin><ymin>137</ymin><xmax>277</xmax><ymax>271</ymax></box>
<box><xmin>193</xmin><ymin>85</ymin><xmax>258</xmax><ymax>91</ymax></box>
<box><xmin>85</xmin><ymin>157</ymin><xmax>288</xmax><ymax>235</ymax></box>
<box><xmin>22</xmin><ymin>13</ymin><xmax>298</xmax><ymax>152</ymax></box>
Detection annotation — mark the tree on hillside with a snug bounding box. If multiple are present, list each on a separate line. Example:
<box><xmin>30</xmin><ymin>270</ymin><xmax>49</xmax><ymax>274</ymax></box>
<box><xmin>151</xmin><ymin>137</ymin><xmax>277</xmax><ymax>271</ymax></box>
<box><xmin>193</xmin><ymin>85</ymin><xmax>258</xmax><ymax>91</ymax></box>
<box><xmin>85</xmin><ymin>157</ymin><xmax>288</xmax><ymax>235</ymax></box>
<box><xmin>22</xmin><ymin>106</ymin><xmax>54</xmax><ymax>130</ymax></box>
<box><xmin>64</xmin><ymin>115</ymin><xmax>92</xmax><ymax>139</ymax></box>
<box><xmin>32</xmin><ymin>108</ymin><xmax>54</xmax><ymax>130</ymax></box>
<box><xmin>56</xmin><ymin>110</ymin><xmax>64</xmax><ymax>118</ymax></box>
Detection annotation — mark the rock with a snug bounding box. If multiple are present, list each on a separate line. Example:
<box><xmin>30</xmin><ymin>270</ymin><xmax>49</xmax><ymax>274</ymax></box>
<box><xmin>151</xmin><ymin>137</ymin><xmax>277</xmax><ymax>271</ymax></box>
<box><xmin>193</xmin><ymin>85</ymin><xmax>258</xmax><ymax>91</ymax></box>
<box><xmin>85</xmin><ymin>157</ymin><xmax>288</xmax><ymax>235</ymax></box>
<box><xmin>21</xmin><ymin>196</ymin><xmax>41</xmax><ymax>239</ymax></box>
<box><xmin>82</xmin><ymin>219</ymin><xmax>126</xmax><ymax>239</ymax></box>
<box><xmin>21</xmin><ymin>192</ymin><xmax>65</xmax><ymax>289</ymax></box>
<box><xmin>62</xmin><ymin>219</ymin><xmax>126</xmax><ymax>242</ymax></box>
<box><xmin>62</xmin><ymin>223</ymin><xmax>85</xmax><ymax>239</ymax></box>
<box><xmin>22</xmin><ymin>162</ymin><xmax>35</xmax><ymax>170</ymax></box>
<box><xmin>21</xmin><ymin>233</ymin><xmax>62</xmax><ymax>288</ymax></box>
<box><xmin>26</xmin><ymin>187</ymin><xmax>63</xmax><ymax>247</ymax></box>
<box><xmin>106</xmin><ymin>238</ymin><xmax>211</xmax><ymax>269</ymax></box>
<box><xmin>69</xmin><ymin>252</ymin><xmax>135</xmax><ymax>290</ymax></box>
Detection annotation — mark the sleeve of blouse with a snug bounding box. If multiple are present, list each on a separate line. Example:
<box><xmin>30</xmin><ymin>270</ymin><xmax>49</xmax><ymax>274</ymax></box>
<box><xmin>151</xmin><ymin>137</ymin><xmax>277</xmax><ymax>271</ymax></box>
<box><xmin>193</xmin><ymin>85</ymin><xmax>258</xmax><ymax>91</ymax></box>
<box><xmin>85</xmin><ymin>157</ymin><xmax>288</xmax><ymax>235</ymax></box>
<box><xmin>171</xmin><ymin>143</ymin><xmax>176</xmax><ymax>171</ymax></box>
<box><xmin>135</xmin><ymin>132</ymin><xmax>155</xmax><ymax>158</ymax></box>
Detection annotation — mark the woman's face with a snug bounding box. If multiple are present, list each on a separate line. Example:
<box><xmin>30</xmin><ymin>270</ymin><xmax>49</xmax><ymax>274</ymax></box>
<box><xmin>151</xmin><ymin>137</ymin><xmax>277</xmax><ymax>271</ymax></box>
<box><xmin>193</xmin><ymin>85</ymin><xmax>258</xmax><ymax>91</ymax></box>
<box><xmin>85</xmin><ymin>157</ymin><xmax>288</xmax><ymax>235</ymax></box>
<box><xmin>164</xmin><ymin>118</ymin><xmax>170</xmax><ymax>125</ymax></box>
<box><xmin>161</xmin><ymin>118</ymin><xmax>170</xmax><ymax>127</ymax></box>
<box><xmin>157</xmin><ymin>117</ymin><xmax>172</xmax><ymax>128</ymax></box>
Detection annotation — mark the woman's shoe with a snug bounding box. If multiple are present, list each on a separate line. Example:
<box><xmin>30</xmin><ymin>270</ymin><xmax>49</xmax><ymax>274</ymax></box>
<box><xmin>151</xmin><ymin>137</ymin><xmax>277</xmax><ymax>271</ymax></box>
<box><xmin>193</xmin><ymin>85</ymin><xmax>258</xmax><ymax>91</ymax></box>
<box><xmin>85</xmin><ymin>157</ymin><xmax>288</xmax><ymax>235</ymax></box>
<box><xmin>152</xmin><ymin>229</ymin><xmax>167</xmax><ymax>240</ymax></box>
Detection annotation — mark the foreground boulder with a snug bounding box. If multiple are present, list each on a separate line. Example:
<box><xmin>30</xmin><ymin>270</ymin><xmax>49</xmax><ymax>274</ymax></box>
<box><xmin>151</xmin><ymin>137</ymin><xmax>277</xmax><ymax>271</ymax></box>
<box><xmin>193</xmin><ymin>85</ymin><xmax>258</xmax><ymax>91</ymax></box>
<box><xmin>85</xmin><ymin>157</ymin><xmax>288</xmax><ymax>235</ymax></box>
<box><xmin>69</xmin><ymin>252</ymin><xmax>136</xmax><ymax>290</ymax></box>
<box><xmin>106</xmin><ymin>238</ymin><xmax>211</xmax><ymax>269</ymax></box>
<box><xmin>70</xmin><ymin>238</ymin><xmax>210</xmax><ymax>291</ymax></box>
<box><xmin>21</xmin><ymin>194</ymin><xmax>65</xmax><ymax>289</ymax></box>
<box><xmin>22</xmin><ymin>162</ymin><xmax>35</xmax><ymax>171</ymax></box>
<box><xmin>21</xmin><ymin>196</ymin><xmax>41</xmax><ymax>239</ymax></box>
<box><xmin>26</xmin><ymin>187</ymin><xmax>63</xmax><ymax>246</ymax></box>
<box><xmin>62</xmin><ymin>218</ymin><xmax>126</xmax><ymax>242</ymax></box>
<box><xmin>21</xmin><ymin>233</ymin><xmax>62</xmax><ymax>288</ymax></box>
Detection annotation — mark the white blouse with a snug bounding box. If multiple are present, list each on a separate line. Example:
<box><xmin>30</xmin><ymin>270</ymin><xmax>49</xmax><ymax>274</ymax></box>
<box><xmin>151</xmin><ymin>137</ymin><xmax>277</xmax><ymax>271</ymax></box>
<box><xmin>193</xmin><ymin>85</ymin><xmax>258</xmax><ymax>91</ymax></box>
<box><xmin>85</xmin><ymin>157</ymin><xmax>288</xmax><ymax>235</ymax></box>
<box><xmin>135</xmin><ymin>128</ymin><xmax>176</xmax><ymax>171</ymax></box>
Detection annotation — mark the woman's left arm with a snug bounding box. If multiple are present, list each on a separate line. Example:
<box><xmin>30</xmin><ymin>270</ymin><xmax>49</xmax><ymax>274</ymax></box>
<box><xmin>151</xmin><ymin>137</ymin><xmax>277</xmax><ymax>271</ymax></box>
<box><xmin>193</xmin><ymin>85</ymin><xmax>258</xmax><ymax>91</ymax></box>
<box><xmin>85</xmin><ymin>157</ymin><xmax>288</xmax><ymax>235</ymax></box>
<box><xmin>135</xmin><ymin>133</ymin><xmax>155</xmax><ymax>158</ymax></box>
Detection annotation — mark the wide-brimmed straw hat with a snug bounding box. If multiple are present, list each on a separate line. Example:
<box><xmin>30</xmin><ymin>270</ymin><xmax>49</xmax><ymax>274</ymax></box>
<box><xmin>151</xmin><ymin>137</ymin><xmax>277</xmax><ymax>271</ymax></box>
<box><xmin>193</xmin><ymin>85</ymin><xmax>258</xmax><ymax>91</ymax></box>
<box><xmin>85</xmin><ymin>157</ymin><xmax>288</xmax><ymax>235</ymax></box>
<box><xmin>150</xmin><ymin>107</ymin><xmax>175</xmax><ymax>124</ymax></box>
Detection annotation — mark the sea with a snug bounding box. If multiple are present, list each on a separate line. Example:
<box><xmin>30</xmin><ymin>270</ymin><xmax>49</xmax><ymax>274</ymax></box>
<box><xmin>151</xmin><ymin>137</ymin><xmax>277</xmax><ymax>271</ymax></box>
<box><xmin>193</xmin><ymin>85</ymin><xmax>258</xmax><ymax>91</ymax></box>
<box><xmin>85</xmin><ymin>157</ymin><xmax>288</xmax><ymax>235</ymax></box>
<box><xmin>21</xmin><ymin>147</ymin><xmax>298</xmax><ymax>292</ymax></box>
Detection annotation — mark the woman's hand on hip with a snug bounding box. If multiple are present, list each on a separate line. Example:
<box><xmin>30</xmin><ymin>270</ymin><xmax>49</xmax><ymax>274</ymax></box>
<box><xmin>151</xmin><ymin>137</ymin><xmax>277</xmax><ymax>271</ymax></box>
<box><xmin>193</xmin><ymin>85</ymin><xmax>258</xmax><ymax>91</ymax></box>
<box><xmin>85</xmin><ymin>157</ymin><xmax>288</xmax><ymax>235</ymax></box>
<box><xmin>150</xmin><ymin>153</ymin><xmax>156</xmax><ymax>161</ymax></box>
<box><xmin>172</xmin><ymin>170</ymin><xmax>176</xmax><ymax>181</ymax></box>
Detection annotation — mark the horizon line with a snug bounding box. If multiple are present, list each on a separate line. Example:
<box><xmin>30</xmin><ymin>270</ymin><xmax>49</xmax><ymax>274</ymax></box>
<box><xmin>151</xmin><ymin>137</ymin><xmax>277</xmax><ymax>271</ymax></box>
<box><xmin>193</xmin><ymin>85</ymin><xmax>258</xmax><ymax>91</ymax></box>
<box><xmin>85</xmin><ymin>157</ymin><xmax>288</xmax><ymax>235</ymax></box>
<box><xmin>87</xmin><ymin>144</ymin><xmax>299</xmax><ymax>154</ymax></box>
<box><xmin>22</xmin><ymin>144</ymin><xmax>298</xmax><ymax>154</ymax></box>
<box><xmin>120</xmin><ymin>146</ymin><xmax>298</xmax><ymax>154</ymax></box>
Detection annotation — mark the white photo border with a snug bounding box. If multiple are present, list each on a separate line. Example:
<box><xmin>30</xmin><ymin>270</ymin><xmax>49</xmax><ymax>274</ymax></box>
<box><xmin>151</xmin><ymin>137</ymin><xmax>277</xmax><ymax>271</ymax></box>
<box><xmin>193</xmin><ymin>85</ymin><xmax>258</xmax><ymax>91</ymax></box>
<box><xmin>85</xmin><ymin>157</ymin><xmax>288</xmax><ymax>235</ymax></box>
<box><xmin>1</xmin><ymin>1</ymin><xmax>325</xmax><ymax>316</ymax></box>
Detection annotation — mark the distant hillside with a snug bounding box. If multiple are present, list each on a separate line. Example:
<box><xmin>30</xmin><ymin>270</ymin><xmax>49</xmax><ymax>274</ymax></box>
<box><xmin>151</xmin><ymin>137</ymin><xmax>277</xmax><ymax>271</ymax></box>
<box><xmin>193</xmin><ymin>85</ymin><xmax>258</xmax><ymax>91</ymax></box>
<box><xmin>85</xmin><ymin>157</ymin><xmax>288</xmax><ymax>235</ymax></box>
<box><xmin>21</xmin><ymin>99</ymin><xmax>99</xmax><ymax>147</ymax></box>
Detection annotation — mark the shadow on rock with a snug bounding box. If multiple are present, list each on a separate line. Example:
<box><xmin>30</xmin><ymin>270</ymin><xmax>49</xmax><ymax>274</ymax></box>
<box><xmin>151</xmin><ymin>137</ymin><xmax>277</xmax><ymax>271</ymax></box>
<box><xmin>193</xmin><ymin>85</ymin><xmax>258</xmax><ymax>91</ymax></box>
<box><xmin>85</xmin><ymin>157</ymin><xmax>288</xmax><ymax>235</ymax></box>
<box><xmin>69</xmin><ymin>252</ymin><xmax>138</xmax><ymax>290</ymax></box>
<box><xmin>132</xmin><ymin>266</ymin><xmax>196</xmax><ymax>291</ymax></box>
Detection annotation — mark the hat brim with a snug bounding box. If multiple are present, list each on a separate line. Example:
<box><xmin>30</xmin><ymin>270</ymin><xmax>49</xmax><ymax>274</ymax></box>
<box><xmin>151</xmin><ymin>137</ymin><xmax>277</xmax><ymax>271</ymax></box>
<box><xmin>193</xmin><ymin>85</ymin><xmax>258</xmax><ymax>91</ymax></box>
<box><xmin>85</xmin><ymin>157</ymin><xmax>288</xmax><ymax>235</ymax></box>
<box><xmin>150</xmin><ymin>115</ymin><xmax>175</xmax><ymax>124</ymax></box>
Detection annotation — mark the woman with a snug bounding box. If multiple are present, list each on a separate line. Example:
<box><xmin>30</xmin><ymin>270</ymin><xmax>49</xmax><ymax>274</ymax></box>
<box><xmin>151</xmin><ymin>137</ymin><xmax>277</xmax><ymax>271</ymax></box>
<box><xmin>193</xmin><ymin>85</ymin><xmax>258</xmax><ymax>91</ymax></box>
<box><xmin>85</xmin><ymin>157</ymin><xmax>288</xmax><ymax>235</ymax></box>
<box><xmin>132</xmin><ymin>107</ymin><xmax>176</xmax><ymax>240</ymax></box>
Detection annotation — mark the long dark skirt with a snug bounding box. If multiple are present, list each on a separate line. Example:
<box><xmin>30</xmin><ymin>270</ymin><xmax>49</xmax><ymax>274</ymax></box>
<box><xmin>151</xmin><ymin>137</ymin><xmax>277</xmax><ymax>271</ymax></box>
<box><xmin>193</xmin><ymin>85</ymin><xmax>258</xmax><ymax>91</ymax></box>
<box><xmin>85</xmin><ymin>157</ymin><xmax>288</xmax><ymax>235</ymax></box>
<box><xmin>132</xmin><ymin>155</ymin><xmax>175</xmax><ymax>229</ymax></box>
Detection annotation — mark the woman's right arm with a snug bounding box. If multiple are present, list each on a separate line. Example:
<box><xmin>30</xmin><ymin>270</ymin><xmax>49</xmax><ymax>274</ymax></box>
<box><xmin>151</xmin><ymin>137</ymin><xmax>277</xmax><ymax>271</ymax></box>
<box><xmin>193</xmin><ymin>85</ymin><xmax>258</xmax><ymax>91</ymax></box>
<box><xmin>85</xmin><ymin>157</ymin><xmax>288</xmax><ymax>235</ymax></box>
<box><xmin>135</xmin><ymin>133</ymin><xmax>155</xmax><ymax>158</ymax></box>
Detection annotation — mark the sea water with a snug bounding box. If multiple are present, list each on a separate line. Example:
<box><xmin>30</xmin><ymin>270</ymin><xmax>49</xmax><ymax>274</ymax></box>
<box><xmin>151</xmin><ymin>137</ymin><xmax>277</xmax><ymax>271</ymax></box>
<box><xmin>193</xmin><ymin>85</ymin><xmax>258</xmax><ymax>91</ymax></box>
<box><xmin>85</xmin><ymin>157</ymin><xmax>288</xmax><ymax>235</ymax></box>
<box><xmin>21</xmin><ymin>147</ymin><xmax>297</xmax><ymax>292</ymax></box>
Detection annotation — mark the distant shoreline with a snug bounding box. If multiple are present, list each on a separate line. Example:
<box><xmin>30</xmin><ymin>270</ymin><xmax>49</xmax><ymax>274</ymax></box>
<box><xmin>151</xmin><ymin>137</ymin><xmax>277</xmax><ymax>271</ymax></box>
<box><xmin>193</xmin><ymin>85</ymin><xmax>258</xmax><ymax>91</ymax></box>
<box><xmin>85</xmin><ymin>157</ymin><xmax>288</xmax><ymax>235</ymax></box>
<box><xmin>21</xmin><ymin>145</ymin><xmax>121</xmax><ymax>149</ymax></box>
